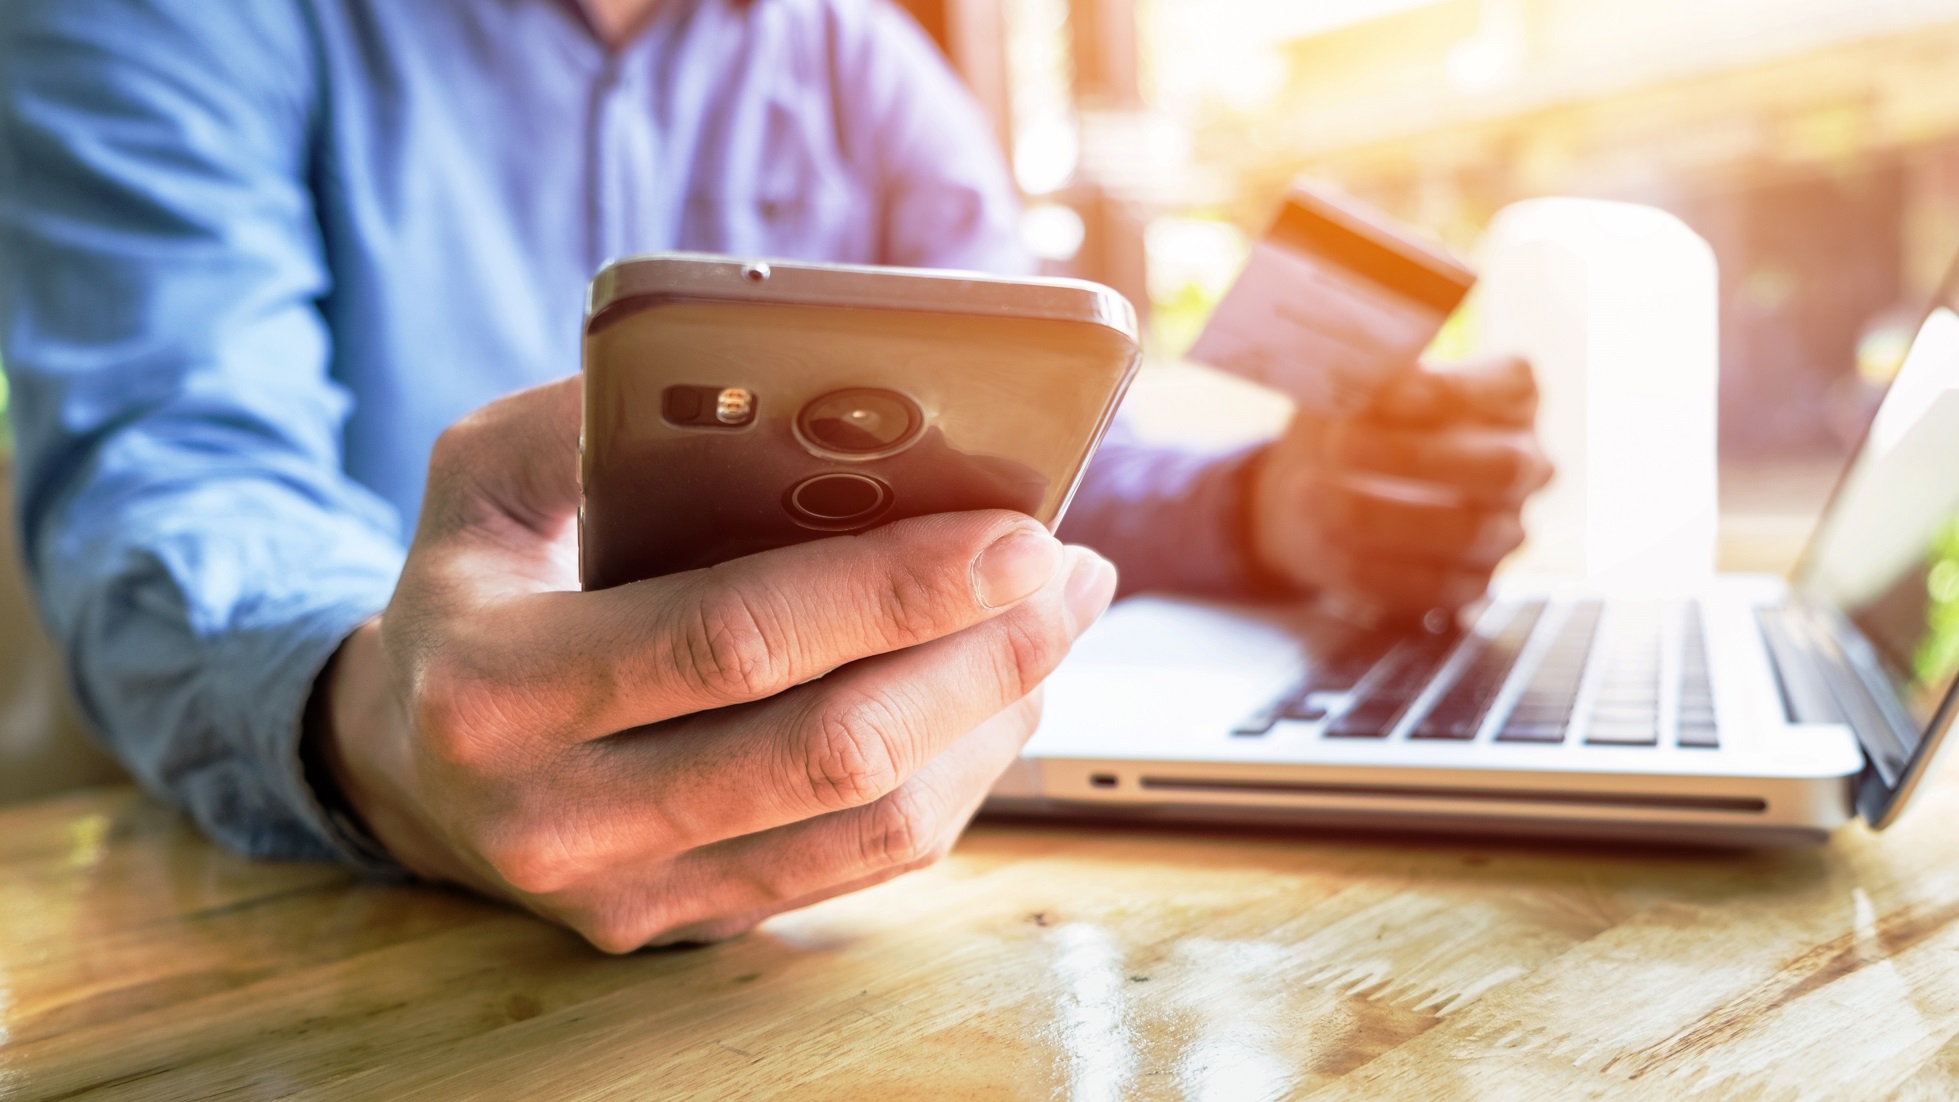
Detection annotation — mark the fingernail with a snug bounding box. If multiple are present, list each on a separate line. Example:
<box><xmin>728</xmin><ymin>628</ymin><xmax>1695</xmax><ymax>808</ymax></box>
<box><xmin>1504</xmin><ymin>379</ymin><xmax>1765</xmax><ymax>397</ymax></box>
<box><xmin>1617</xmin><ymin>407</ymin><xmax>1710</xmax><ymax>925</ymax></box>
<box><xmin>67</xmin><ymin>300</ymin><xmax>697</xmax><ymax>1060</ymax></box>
<box><xmin>973</xmin><ymin>527</ymin><xmax>1063</xmax><ymax>609</ymax></box>
<box><xmin>1062</xmin><ymin>549</ymin><xmax>1118</xmax><ymax>632</ymax></box>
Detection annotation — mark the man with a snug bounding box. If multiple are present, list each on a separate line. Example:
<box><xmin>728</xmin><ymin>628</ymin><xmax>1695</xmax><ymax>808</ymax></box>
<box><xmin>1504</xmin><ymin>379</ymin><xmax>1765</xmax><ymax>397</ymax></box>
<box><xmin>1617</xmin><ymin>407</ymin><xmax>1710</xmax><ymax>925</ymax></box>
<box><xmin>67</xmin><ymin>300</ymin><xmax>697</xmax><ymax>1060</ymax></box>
<box><xmin>0</xmin><ymin>0</ymin><xmax>1547</xmax><ymax>950</ymax></box>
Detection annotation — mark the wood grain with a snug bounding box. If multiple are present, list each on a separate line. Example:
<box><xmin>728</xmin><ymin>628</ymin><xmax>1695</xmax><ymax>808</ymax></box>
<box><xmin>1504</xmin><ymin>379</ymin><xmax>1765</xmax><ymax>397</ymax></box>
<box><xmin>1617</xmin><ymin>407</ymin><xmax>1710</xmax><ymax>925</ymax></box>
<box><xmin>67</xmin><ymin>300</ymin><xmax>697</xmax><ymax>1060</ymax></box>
<box><xmin>5</xmin><ymin>777</ymin><xmax>1959</xmax><ymax>1101</ymax></box>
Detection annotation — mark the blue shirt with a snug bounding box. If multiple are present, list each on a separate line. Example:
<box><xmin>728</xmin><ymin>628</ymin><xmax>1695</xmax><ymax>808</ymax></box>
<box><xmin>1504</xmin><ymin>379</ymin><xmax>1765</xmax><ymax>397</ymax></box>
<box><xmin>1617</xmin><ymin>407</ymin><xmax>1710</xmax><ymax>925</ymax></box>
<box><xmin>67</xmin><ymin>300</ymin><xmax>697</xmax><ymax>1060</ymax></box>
<box><xmin>0</xmin><ymin>0</ymin><xmax>1264</xmax><ymax>869</ymax></box>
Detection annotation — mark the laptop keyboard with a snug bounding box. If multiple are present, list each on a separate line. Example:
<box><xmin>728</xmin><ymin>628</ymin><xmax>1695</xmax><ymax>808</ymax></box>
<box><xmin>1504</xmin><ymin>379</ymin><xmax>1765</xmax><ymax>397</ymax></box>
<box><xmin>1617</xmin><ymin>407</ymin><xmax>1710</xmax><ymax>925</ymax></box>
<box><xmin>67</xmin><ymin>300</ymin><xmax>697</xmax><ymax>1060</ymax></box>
<box><xmin>1242</xmin><ymin>598</ymin><xmax>1721</xmax><ymax>749</ymax></box>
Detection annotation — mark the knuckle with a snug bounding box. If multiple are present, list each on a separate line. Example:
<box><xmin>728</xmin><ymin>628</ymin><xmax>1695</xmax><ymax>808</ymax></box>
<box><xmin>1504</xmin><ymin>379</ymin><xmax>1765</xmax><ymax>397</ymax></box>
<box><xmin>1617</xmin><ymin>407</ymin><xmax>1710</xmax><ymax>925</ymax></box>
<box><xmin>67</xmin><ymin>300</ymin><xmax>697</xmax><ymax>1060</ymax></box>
<box><xmin>411</xmin><ymin>657</ymin><xmax>497</xmax><ymax>767</ymax></box>
<box><xmin>479</xmin><ymin>839</ymin><xmax>564</xmax><ymax>896</ymax></box>
<box><xmin>580</xmin><ymin>914</ymin><xmax>651</xmax><ymax>955</ymax></box>
<box><xmin>872</xmin><ymin>556</ymin><xmax>956</xmax><ymax>646</ymax></box>
<box><xmin>1531</xmin><ymin>449</ymin><xmax>1556</xmax><ymax>489</ymax></box>
<box><xmin>423</xmin><ymin>417</ymin><xmax>498</xmax><ymax>503</ymax></box>
<box><xmin>1501</xmin><ymin>438</ymin><xmax>1545</xmax><ymax>490</ymax></box>
<box><xmin>860</xmin><ymin>785</ymin><xmax>940</xmax><ymax>869</ymax></box>
<box><xmin>1495</xmin><ymin>515</ymin><xmax>1527</xmax><ymax>555</ymax></box>
<box><xmin>803</xmin><ymin>692</ymin><xmax>905</xmax><ymax>810</ymax></box>
<box><xmin>573</xmin><ymin>891</ymin><xmax>697</xmax><ymax>955</ymax></box>
<box><xmin>425</xmin><ymin>420</ymin><xmax>477</xmax><ymax>477</ymax></box>
<box><xmin>1506</xmin><ymin>443</ymin><xmax>1531</xmax><ymax>486</ymax></box>
<box><xmin>684</xmin><ymin>583</ymin><xmax>788</xmax><ymax>701</ymax></box>
<box><xmin>993</xmin><ymin>605</ymin><xmax>1072</xmax><ymax>698</ymax></box>
<box><xmin>477</xmin><ymin>822</ymin><xmax>588</xmax><ymax>896</ymax></box>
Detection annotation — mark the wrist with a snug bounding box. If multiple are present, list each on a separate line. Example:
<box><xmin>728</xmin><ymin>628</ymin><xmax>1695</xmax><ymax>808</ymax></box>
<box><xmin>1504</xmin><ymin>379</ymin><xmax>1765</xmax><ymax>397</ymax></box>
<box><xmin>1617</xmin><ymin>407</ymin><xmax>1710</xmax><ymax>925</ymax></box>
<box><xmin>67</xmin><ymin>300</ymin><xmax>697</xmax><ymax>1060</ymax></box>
<box><xmin>1239</xmin><ymin>441</ymin><xmax>1311</xmax><ymax>597</ymax></box>
<box><xmin>297</xmin><ymin>617</ymin><xmax>398</xmax><ymax>871</ymax></box>
<box><xmin>310</xmin><ymin>618</ymin><xmax>463</xmax><ymax>883</ymax></box>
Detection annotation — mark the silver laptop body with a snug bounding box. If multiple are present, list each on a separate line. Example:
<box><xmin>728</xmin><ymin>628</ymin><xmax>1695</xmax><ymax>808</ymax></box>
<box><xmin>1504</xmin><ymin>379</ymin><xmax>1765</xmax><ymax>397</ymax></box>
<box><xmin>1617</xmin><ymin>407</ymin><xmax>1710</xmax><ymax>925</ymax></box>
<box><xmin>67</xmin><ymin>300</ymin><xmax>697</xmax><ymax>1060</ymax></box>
<box><xmin>990</xmin><ymin>263</ymin><xmax>1959</xmax><ymax>845</ymax></box>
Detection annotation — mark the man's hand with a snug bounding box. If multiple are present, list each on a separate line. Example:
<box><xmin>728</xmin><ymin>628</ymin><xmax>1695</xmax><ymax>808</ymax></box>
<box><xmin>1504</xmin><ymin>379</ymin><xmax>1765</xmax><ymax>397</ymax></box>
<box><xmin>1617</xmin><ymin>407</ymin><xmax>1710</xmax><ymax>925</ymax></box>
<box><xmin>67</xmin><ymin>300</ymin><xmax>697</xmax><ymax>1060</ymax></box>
<box><xmin>313</xmin><ymin>377</ymin><xmax>1117</xmax><ymax>952</ymax></box>
<box><xmin>1249</xmin><ymin>354</ymin><xmax>1552</xmax><ymax>618</ymax></box>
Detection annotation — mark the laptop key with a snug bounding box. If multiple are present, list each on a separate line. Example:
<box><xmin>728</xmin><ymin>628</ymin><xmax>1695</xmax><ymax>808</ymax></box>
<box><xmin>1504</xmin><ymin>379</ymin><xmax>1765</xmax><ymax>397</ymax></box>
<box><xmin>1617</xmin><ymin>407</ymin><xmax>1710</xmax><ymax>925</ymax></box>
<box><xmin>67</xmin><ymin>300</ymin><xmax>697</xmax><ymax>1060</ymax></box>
<box><xmin>1497</xmin><ymin>723</ymin><xmax>1565</xmax><ymax>743</ymax></box>
<box><xmin>1279</xmin><ymin>698</ymin><xmax>1330</xmax><ymax>722</ymax></box>
<box><xmin>1677</xmin><ymin>725</ymin><xmax>1721</xmax><ymax>748</ymax></box>
<box><xmin>1230</xmin><ymin>712</ymin><xmax>1285</xmax><ymax>738</ymax></box>
<box><xmin>1587</xmin><ymin>725</ymin><xmax>1661</xmax><ymax>746</ymax></box>
<box><xmin>1232</xmin><ymin>690</ymin><xmax>1331</xmax><ymax>736</ymax></box>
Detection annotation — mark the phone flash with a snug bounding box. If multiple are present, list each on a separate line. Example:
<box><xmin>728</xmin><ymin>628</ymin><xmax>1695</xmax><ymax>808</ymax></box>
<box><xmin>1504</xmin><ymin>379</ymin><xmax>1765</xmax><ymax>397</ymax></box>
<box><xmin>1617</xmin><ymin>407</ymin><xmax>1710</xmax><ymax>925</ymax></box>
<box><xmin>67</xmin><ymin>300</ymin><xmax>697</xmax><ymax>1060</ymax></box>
<box><xmin>715</xmin><ymin>387</ymin><xmax>754</xmax><ymax>424</ymax></box>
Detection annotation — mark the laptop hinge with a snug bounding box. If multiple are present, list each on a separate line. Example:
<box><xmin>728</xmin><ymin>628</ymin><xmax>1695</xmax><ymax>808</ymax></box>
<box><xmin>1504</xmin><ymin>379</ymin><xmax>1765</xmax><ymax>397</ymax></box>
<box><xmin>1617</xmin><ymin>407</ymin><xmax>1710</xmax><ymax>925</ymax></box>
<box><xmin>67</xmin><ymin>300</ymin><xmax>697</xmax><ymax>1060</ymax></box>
<box><xmin>1761</xmin><ymin>599</ymin><xmax>1921</xmax><ymax>808</ymax></box>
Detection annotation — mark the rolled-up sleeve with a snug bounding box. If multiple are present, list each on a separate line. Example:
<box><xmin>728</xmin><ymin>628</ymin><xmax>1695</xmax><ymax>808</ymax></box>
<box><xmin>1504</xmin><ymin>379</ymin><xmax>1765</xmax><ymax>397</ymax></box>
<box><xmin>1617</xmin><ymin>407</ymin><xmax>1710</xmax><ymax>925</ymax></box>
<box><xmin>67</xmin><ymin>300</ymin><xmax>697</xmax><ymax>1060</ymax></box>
<box><xmin>0</xmin><ymin>1</ymin><xmax>403</xmax><ymax>864</ymax></box>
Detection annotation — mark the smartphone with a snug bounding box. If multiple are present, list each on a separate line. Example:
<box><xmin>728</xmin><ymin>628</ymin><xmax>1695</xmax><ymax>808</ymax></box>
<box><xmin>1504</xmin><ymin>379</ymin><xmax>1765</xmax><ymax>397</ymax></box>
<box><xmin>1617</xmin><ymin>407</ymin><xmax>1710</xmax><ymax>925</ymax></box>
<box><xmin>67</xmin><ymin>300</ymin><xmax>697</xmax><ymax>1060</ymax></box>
<box><xmin>579</xmin><ymin>253</ymin><xmax>1142</xmax><ymax>590</ymax></box>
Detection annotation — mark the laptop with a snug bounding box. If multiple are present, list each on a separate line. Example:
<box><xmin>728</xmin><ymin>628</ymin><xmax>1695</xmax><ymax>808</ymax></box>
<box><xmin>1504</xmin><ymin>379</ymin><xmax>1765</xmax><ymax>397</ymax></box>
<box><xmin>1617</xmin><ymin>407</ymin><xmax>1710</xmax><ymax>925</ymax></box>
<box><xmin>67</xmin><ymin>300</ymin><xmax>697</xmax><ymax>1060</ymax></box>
<box><xmin>988</xmin><ymin>261</ymin><xmax>1959</xmax><ymax>846</ymax></box>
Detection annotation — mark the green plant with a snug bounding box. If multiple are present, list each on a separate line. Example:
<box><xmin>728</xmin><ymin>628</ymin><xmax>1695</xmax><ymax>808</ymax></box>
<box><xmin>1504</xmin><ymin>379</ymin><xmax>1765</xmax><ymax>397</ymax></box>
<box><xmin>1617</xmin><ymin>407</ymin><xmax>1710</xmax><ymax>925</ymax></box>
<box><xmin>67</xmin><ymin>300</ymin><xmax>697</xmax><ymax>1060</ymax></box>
<box><xmin>1916</xmin><ymin>514</ymin><xmax>1959</xmax><ymax>693</ymax></box>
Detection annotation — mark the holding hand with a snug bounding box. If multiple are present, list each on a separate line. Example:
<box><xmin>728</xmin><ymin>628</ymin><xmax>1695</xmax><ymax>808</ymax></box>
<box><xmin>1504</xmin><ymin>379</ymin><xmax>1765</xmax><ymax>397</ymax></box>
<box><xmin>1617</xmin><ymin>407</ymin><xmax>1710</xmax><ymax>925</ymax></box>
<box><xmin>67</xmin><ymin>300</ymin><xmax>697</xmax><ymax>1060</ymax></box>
<box><xmin>313</xmin><ymin>377</ymin><xmax>1117</xmax><ymax>952</ymax></box>
<box><xmin>1249</xmin><ymin>354</ymin><xmax>1553</xmax><ymax>618</ymax></box>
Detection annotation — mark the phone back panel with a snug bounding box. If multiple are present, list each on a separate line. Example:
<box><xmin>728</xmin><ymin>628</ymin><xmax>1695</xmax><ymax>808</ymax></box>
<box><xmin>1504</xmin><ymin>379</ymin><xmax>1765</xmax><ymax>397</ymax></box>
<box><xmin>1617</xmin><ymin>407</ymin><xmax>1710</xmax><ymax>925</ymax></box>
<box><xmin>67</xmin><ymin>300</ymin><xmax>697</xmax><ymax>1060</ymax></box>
<box><xmin>581</xmin><ymin>295</ymin><xmax>1139</xmax><ymax>590</ymax></box>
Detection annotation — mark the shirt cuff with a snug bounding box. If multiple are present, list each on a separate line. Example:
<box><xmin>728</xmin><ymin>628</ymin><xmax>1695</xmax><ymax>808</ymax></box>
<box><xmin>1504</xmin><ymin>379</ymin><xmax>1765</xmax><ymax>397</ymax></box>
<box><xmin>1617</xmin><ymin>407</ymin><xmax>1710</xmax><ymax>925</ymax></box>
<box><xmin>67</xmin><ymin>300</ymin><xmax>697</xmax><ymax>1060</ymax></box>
<box><xmin>213</xmin><ymin>591</ymin><xmax>410</xmax><ymax>879</ymax></box>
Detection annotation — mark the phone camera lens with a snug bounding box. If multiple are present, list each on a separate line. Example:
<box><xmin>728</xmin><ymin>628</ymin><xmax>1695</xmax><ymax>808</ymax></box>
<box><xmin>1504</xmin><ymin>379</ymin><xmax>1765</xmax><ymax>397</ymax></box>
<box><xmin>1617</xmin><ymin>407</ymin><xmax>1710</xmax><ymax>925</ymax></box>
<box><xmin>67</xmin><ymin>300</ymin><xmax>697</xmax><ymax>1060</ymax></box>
<box><xmin>785</xmin><ymin>472</ymin><xmax>893</xmax><ymax>530</ymax></box>
<box><xmin>797</xmin><ymin>389</ymin><xmax>922</xmax><ymax>456</ymax></box>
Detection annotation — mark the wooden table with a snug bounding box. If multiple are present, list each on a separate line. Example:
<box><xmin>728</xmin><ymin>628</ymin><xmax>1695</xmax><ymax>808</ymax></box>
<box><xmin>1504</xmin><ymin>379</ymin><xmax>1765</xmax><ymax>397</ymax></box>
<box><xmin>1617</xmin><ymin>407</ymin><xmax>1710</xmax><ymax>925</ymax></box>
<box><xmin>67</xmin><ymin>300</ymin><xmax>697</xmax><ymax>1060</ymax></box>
<box><xmin>8</xmin><ymin>779</ymin><xmax>1959</xmax><ymax>1101</ymax></box>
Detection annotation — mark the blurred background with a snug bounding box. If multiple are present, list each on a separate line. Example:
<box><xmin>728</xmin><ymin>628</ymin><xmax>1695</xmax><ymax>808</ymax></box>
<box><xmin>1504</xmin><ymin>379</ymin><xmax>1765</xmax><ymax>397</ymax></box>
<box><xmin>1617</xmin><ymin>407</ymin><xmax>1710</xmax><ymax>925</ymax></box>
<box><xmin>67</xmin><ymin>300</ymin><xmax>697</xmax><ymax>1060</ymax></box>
<box><xmin>8</xmin><ymin>0</ymin><xmax>1959</xmax><ymax>803</ymax></box>
<box><xmin>900</xmin><ymin>0</ymin><xmax>1959</xmax><ymax>550</ymax></box>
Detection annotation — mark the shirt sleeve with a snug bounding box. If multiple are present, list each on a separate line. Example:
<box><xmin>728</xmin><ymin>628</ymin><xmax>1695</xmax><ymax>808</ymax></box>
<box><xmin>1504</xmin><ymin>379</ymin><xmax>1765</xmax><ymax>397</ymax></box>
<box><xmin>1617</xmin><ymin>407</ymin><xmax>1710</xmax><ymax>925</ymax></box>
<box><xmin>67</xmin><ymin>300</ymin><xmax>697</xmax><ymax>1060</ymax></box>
<box><xmin>1057</xmin><ymin>425</ymin><xmax>1291</xmax><ymax>599</ymax></box>
<box><xmin>837</xmin><ymin>0</ymin><xmax>1285</xmax><ymax>598</ymax></box>
<box><xmin>0</xmin><ymin>0</ymin><xmax>405</xmax><ymax>868</ymax></box>
<box><xmin>834</xmin><ymin>0</ymin><xmax>1031</xmax><ymax>274</ymax></box>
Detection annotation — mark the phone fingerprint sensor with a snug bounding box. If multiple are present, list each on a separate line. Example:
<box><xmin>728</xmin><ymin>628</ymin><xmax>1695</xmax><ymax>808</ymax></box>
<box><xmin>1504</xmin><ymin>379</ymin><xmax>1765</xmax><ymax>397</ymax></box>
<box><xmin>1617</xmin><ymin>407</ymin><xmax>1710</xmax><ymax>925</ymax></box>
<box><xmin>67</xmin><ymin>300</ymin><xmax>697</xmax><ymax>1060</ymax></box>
<box><xmin>785</xmin><ymin>473</ymin><xmax>892</xmax><ymax>529</ymax></box>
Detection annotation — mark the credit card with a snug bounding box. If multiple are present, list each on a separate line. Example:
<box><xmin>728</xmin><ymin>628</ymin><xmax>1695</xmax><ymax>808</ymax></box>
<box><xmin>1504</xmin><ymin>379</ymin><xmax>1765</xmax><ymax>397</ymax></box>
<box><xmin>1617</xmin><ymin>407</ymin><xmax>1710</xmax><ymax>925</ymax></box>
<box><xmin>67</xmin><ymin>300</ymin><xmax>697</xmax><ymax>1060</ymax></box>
<box><xmin>1188</xmin><ymin>186</ymin><xmax>1476</xmax><ymax>417</ymax></box>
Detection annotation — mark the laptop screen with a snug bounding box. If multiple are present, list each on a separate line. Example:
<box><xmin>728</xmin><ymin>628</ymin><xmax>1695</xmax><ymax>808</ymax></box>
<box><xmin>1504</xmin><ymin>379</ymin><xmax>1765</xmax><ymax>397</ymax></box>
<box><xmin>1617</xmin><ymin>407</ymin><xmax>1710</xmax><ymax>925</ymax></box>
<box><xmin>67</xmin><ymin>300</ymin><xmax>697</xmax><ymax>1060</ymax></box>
<box><xmin>1797</xmin><ymin>269</ymin><xmax>1959</xmax><ymax>738</ymax></box>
